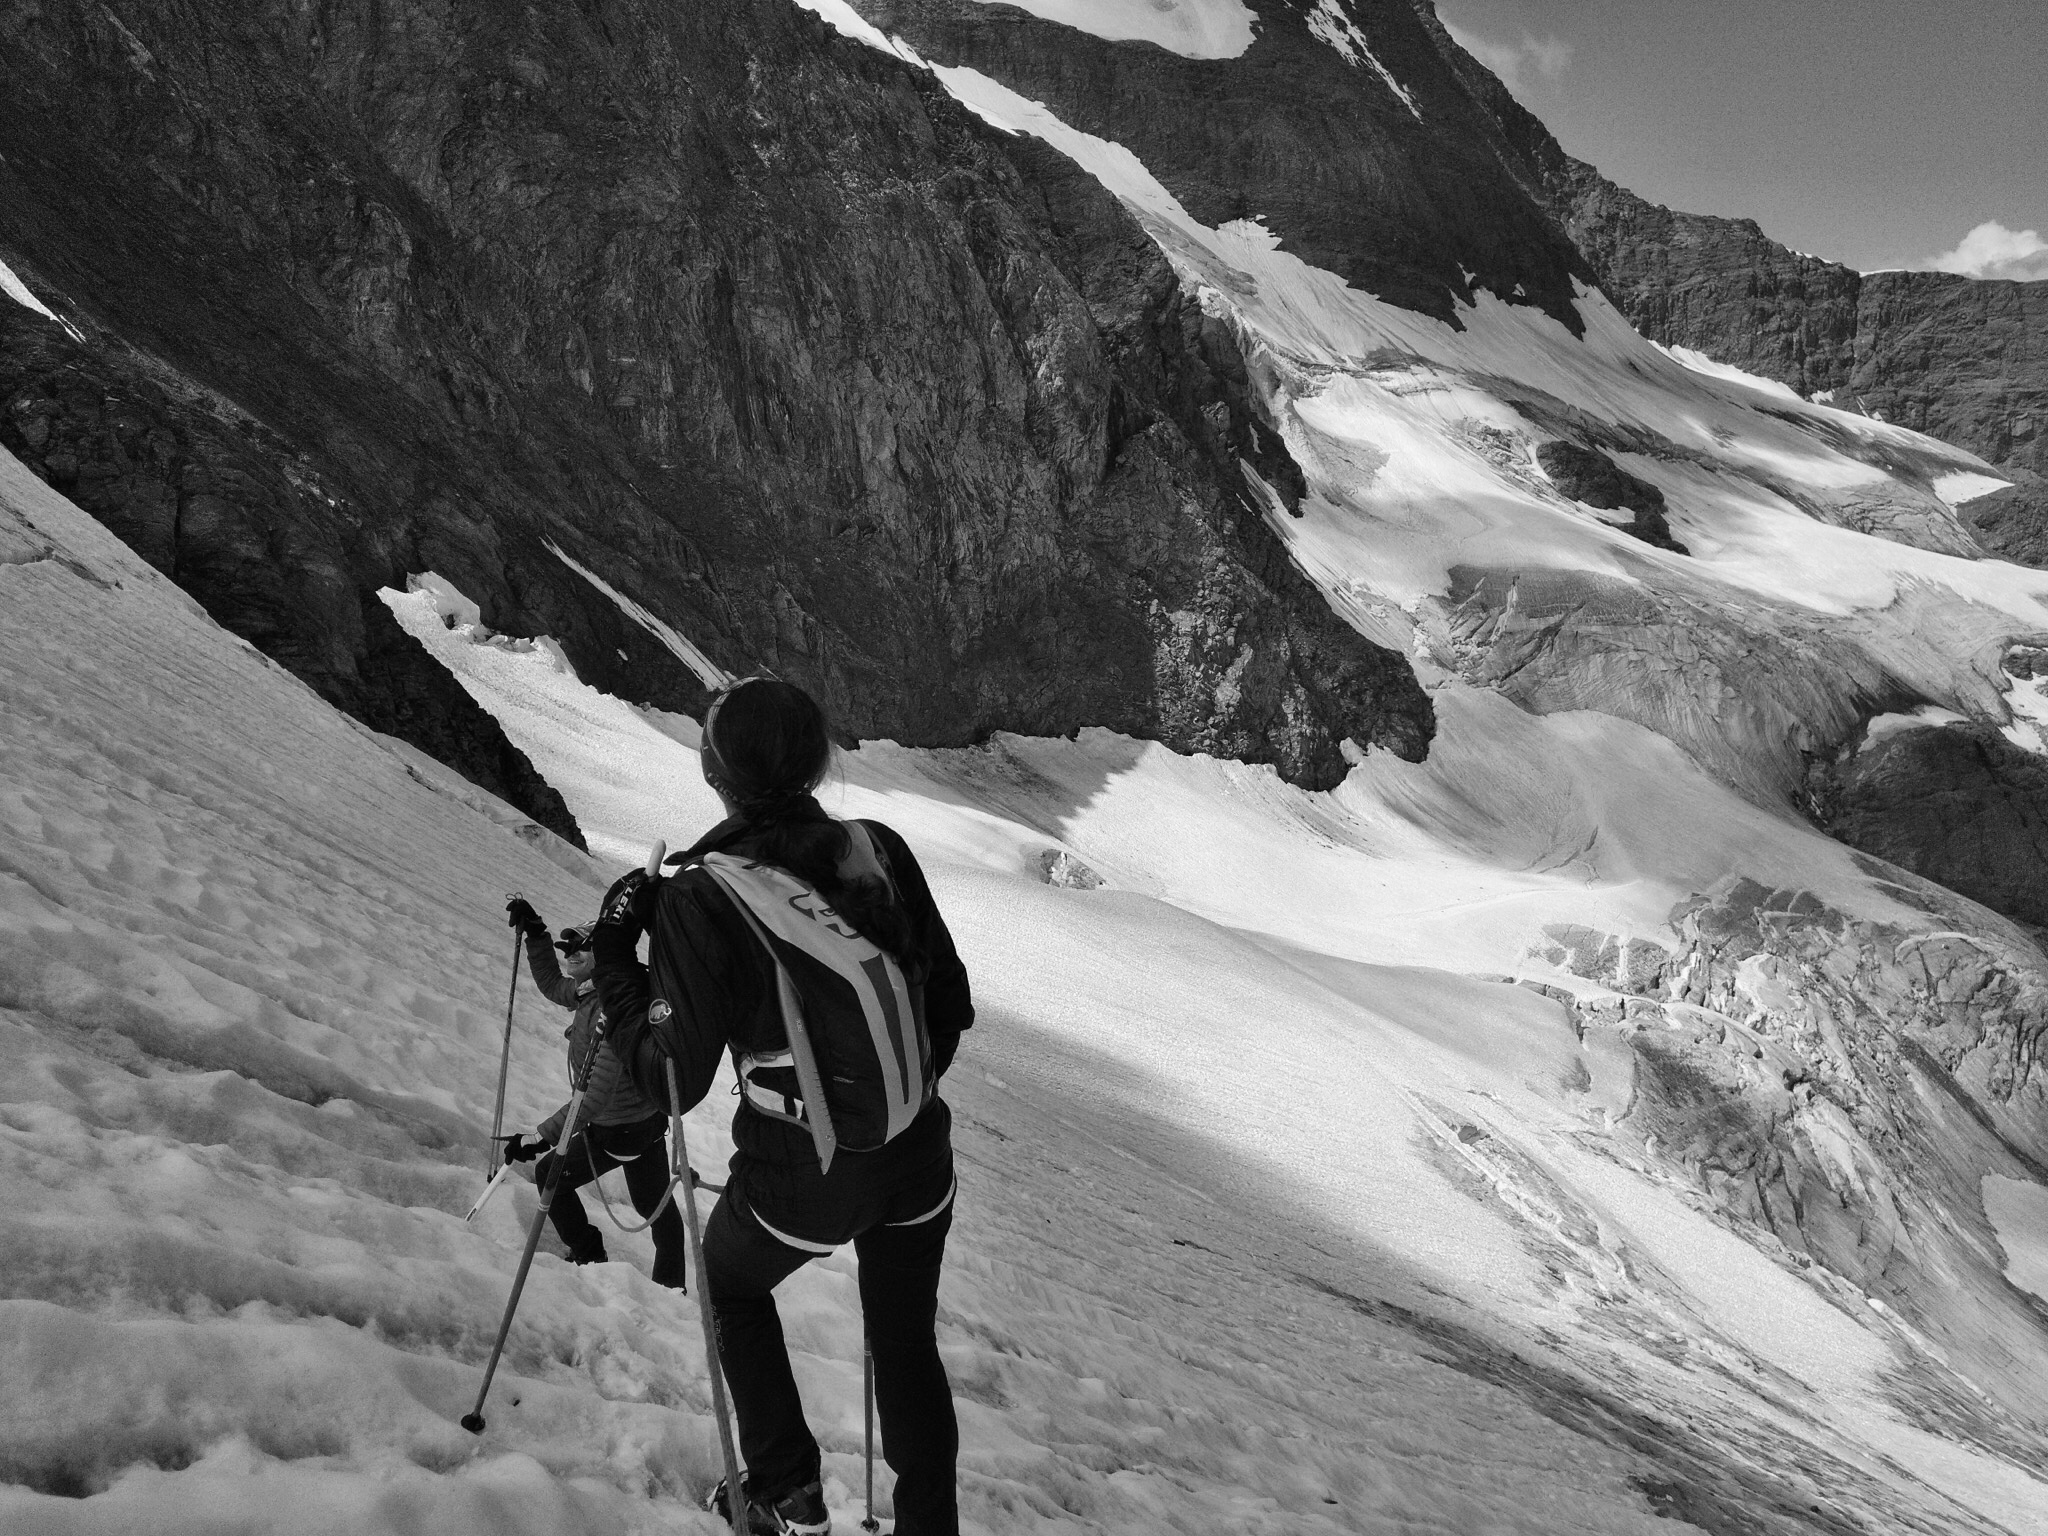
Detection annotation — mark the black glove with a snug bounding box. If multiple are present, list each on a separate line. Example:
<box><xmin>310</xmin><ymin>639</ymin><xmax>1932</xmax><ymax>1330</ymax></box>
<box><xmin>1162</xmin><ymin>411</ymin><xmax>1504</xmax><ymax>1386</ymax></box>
<box><xmin>505</xmin><ymin>897</ymin><xmax>543</xmax><ymax>933</ymax></box>
<box><xmin>497</xmin><ymin>1133</ymin><xmax>543</xmax><ymax>1164</ymax></box>
<box><xmin>597</xmin><ymin>868</ymin><xmax>660</xmax><ymax>939</ymax></box>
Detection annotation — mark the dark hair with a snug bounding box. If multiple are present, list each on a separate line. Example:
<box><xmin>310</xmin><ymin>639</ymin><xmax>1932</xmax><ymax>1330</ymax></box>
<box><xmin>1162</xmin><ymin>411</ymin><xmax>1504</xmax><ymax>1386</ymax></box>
<box><xmin>703</xmin><ymin>679</ymin><xmax>922</xmax><ymax>971</ymax></box>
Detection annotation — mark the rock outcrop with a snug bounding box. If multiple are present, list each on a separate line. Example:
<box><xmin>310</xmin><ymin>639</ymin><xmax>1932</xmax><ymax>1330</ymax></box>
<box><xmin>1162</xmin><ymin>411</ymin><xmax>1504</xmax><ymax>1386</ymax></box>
<box><xmin>855</xmin><ymin>0</ymin><xmax>1594</xmax><ymax>330</ymax></box>
<box><xmin>1961</xmin><ymin>476</ymin><xmax>2048</xmax><ymax>566</ymax></box>
<box><xmin>1812</xmin><ymin>723</ymin><xmax>2048</xmax><ymax>931</ymax></box>
<box><xmin>1533</xmin><ymin>440</ymin><xmax>1687</xmax><ymax>553</ymax></box>
<box><xmin>0</xmin><ymin>0</ymin><xmax>1433</xmax><ymax>801</ymax></box>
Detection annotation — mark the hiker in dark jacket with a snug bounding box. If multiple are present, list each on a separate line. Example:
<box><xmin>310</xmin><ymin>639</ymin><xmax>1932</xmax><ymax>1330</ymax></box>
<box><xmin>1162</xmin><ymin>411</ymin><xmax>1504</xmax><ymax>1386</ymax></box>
<box><xmin>501</xmin><ymin>903</ymin><xmax>687</xmax><ymax>1289</ymax></box>
<box><xmin>592</xmin><ymin>677</ymin><xmax>973</xmax><ymax>1536</ymax></box>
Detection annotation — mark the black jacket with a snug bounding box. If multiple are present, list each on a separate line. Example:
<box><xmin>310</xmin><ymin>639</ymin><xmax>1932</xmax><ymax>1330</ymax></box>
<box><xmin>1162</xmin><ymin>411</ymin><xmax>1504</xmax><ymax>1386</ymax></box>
<box><xmin>594</xmin><ymin>815</ymin><xmax>972</xmax><ymax>1194</ymax></box>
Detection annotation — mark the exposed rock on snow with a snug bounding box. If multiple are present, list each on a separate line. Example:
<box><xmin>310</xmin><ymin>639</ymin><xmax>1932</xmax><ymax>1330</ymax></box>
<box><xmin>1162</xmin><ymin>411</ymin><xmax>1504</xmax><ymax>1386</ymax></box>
<box><xmin>1962</xmin><ymin>474</ymin><xmax>2048</xmax><ymax>567</ymax></box>
<box><xmin>1036</xmin><ymin>848</ymin><xmax>1105</xmax><ymax>887</ymax></box>
<box><xmin>1534</xmin><ymin>439</ymin><xmax>1688</xmax><ymax>553</ymax></box>
<box><xmin>1815</xmin><ymin>723</ymin><xmax>2048</xmax><ymax>929</ymax></box>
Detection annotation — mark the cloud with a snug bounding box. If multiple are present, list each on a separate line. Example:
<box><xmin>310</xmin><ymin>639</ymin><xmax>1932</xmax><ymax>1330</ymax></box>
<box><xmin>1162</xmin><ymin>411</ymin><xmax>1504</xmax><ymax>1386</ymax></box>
<box><xmin>1924</xmin><ymin>221</ymin><xmax>2048</xmax><ymax>282</ymax></box>
<box><xmin>1440</xmin><ymin>18</ymin><xmax>1574</xmax><ymax>95</ymax></box>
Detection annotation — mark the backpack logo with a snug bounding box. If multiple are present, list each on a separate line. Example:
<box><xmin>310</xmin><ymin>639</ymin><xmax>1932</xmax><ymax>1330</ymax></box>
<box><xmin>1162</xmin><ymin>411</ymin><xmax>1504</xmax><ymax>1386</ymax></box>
<box><xmin>785</xmin><ymin>888</ymin><xmax>860</xmax><ymax>939</ymax></box>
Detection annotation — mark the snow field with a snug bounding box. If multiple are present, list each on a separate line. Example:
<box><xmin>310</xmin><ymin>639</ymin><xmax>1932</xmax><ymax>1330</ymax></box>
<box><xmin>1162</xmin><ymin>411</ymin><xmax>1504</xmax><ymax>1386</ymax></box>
<box><xmin>1984</xmin><ymin>1176</ymin><xmax>2048</xmax><ymax>1306</ymax></box>
<box><xmin>3</xmin><ymin>448</ymin><xmax>1734</xmax><ymax>1533</ymax></box>
<box><xmin>399</xmin><ymin>563</ymin><xmax>2048</xmax><ymax>1530</ymax></box>
<box><xmin>9</xmin><ymin>413</ymin><xmax>2048</xmax><ymax>1532</ymax></box>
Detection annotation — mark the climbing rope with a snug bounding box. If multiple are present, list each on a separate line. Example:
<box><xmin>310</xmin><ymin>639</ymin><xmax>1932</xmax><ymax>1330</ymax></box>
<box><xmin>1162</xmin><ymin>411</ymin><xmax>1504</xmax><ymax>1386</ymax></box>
<box><xmin>589</xmin><ymin>1124</ymin><xmax>724</xmax><ymax>1233</ymax></box>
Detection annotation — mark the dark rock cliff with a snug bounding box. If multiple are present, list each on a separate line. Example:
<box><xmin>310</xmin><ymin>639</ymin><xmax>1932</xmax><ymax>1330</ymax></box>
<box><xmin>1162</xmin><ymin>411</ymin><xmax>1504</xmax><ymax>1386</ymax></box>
<box><xmin>0</xmin><ymin>0</ymin><xmax>1432</xmax><ymax>802</ymax></box>
<box><xmin>1812</xmin><ymin>723</ymin><xmax>2048</xmax><ymax>933</ymax></box>
<box><xmin>0</xmin><ymin>301</ymin><xmax>588</xmax><ymax>846</ymax></box>
<box><xmin>855</xmin><ymin>0</ymin><xmax>1593</xmax><ymax>330</ymax></box>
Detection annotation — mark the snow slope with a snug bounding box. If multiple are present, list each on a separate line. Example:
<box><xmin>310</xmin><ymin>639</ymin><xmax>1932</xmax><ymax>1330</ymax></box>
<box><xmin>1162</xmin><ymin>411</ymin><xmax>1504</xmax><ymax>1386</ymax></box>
<box><xmin>10</xmin><ymin>429</ymin><xmax>2048</xmax><ymax>1532</ymax></box>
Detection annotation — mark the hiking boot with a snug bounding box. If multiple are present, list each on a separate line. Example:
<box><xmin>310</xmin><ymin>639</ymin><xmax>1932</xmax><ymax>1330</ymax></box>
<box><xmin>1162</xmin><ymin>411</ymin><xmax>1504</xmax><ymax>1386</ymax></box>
<box><xmin>565</xmin><ymin>1236</ymin><xmax>607</xmax><ymax>1266</ymax></box>
<box><xmin>706</xmin><ymin>1475</ymin><xmax>830</xmax><ymax>1534</ymax></box>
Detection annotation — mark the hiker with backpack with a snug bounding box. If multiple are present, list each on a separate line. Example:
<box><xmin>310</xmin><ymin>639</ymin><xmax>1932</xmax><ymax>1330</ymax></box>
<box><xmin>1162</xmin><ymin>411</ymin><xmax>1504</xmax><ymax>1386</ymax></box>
<box><xmin>499</xmin><ymin>902</ymin><xmax>689</xmax><ymax>1290</ymax></box>
<box><xmin>590</xmin><ymin>677</ymin><xmax>974</xmax><ymax>1536</ymax></box>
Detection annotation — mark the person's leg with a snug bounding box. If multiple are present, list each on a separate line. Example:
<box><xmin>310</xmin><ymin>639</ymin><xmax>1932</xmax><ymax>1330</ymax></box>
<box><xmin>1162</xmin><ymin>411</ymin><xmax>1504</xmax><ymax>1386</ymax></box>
<box><xmin>536</xmin><ymin>1134</ymin><xmax>610</xmax><ymax>1264</ymax></box>
<box><xmin>703</xmin><ymin>1193</ymin><xmax>821</xmax><ymax>1501</ymax></box>
<box><xmin>855</xmin><ymin>1183</ymin><xmax>957</xmax><ymax>1536</ymax></box>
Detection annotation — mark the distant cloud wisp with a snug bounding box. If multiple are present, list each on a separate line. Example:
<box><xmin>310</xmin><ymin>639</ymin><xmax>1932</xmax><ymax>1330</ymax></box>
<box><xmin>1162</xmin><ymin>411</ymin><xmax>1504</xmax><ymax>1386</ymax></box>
<box><xmin>1441</xmin><ymin>18</ymin><xmax>1573</xmax><ymax>95</ymax></box>
<box><xmin>1924</xmin><ymin>221</ymin><xmax>2048</xmax><ymax>282</ymax></box>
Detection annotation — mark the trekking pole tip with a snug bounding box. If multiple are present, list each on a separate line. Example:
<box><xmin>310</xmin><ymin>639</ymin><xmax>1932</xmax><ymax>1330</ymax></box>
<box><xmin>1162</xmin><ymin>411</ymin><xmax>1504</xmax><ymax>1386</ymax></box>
<box><xmin>645</xmin><ymin>841</ymin><xmax>666</xmax><ymax>877</ymax></box>
<box><xmin>460</xmin><ymin>1412</ymin><xmax>486</xmax><ymax>1434</ymax></box>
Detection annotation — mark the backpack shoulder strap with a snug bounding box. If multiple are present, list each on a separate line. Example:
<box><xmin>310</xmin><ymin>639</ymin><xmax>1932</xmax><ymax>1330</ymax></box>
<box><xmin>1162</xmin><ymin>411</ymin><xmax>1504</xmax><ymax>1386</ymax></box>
<box><xmin>842</xmin><ymin>819</ymin><xmax>897</xmax><ymax>895</ymax></box>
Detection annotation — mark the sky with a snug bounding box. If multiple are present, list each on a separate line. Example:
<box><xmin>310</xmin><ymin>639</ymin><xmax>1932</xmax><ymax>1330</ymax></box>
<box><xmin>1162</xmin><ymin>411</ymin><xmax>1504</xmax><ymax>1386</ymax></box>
<box><xmin>1434</xmin><ymin>0</ymin><xmax>2048</xmax><ymax>278</ymax></box>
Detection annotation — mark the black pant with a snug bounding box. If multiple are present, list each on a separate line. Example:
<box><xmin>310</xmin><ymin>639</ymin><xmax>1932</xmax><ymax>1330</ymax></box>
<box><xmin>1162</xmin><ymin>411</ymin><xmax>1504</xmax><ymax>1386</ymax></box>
<box><xmin>704</xmin><ymin>1154</ymin><xmax>958</xmax><ymax>1535</ymax></box>
<box><xmin>536</xmin><ymin>1113</ymin><xmax>687</xmax><ymax>1289</ymax></box>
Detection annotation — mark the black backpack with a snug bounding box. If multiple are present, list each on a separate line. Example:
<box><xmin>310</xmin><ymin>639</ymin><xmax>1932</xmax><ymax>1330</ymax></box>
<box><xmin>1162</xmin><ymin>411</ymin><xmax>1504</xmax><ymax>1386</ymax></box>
<box><xmin>699</xmin><ymin>821</ymin><xmax>931</xmax><ymax>1171</ymax></box>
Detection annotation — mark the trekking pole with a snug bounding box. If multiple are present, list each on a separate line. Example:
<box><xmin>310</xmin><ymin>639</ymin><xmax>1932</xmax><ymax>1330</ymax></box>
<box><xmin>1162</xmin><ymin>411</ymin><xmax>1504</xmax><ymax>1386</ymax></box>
<box><xmin>460</xmin><ymin>998</ymin><xmax>613</xmax><ymax>1433</ymax></box>
<box><xmin>587</xmin><ymin>838</ymin><xmax>744</xmax><ymax>1536</ymax></box>
<box><xmin>487</xmin><ymin>891</ymin><xmax>524</xmax><ymax>1179</ymax></box>
<box><xmin>672</xmin><ymin>1056</ymin><xmax>747</xmax><ymax>1536</ymax></box>
<box><xmin>861</xmin><ymin>1334</ymin><xmax>879</xmax><ymax>1532</ymax></box>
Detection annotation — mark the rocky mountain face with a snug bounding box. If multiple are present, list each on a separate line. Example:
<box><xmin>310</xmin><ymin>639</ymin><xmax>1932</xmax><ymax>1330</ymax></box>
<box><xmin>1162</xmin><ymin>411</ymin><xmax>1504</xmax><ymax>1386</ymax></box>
<box><xmin>1544</xmin><ymin>165</ymin><xmax>2048</xmax><ymax>564</ymax></box>
<box><xmin>856</xmin><ymin>0</ymin><xmax>1594</xmax><ymax>330</ymax></box>
<box><xmin>0</xmin><ymin>0</ymin><xmax>1432</xmax><ymax>807</ymax></box>
<box><xmin>1390</xmin><ymin>6</ymin><xmax>2048</xmax><ymax>564</ymax></box>
<box><xmin>1534</xmin><ymin>167</ymin><xmax>2048</xmax><ymax>919</ymax></box>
